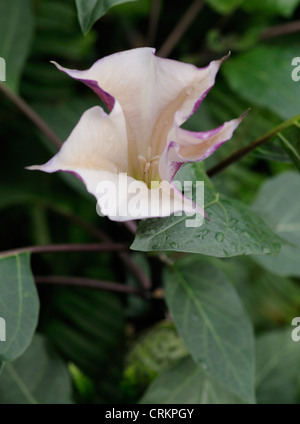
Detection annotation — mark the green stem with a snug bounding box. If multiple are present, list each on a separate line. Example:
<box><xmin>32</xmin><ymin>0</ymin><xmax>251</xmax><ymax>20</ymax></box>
<box><xmin>207</xmin><ymin>113</ymin><xmax>300</xmax><ymax>177</ymax></box>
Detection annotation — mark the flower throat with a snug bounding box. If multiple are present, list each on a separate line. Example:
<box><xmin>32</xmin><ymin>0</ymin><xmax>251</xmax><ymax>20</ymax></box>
<box><xmin>137</xmin><ymin>146</ymin><xmax>161</xmax><ymax>188</ymax></box>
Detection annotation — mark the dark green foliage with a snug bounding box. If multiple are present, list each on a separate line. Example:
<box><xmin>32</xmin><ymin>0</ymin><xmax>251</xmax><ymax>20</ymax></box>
<box><xmin>0</xmin><ymin>0</ymin><xmax>300</xmax><ymax>405</ymax></box>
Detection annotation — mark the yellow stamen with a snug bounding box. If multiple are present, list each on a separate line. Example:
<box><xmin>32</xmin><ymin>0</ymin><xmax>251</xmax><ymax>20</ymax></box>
<box><xmin>146</xmin><ymin>146</ymin><xmax>152</xmax><ymax>161</ymax></box>
<box><xmin>137</xmin><ymin>147</ymin><xmax>160</xmax><ymax>187</ymax></box>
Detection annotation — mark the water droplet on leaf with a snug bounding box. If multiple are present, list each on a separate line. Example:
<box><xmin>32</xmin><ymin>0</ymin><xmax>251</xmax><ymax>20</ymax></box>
<box><xmin>198</xmin><ymin>359</ymin><xmax>208</xmax><ymax>371</ymax></box>
<box><xmin>196</xmin><ymin>229</ymin><xmax>210</xmax><ymax>240</ymax></box>
<box><xmin>242</xmin><ymin>230</ymin><xmax>251</xmax><ymax>238</ymax></box>
<box><xmin>231</xmin><ymin>242</ymin><xmax>238</xmax><ymax>253</ymax></box>
<box><xmin>215</xmin><ymin>232</ymin><xmax>224</xmax><ymax>242</ymax></box>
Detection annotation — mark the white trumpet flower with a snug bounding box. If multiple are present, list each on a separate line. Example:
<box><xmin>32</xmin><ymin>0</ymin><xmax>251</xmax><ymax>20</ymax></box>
<box><xmin>28</xmin><ymin>48</ymin><xmax>244</xmax><ymax>221</ymax></box>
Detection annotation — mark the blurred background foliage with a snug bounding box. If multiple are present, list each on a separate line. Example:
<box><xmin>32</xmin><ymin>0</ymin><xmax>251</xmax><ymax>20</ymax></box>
<box><xmin>0</xmin><ymin>0</ymin><xmax>300</xmax><ymax>404</ymax></box>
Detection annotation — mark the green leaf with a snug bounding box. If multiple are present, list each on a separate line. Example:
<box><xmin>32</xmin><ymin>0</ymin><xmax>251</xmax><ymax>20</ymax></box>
<box><xmin>255</xmin><ymin>141</ymin><xmax>293</xmax><ymax>164</ymax></box>
<box><xmin>140</xmin><ymin>356</ymin><xmax>243</xmax><ymax>404</ymax></box>
<box><xmin>0</xmin><ymin>186</ymin><xmax>37</xmax><ymax>211</ymax></box>
<box><xmin>242</xmin><ymin>0</ymin><xmax>300</xmax><ymax>17</ymax></box>
<box><xmin>235</xmin><ymin>258</ymin><xmax>300</xmax><ymax>328</ymax></box>
<box><xmin>206</xmin><ymin>0</ymin><xmax>244</xmax><ymax>15</ymax></box>
<box><xmin>0</xmin><ymin>335</ymin><xmax>73</xmax><ymax>404</ymax></box>
<box><xmin>0</xmin><ymin>253</ymin><xmax>39</xmax><ymax>362</ymax></box>
<box><xmin>131</xmin><ymin>163</ymin><xmax>281</xmax><ymax>257</ymax></box>
<box><xmin>234</xmin><ymin>112</ymin><xmax>300</xmax><ymax>172</ymax></box>
<box><xmin>75</xmin><ymin>0</ymin><xmax>137</xmax><ymax>34</ymax></box>
<box><xmin>22</xmin><ymin>0</ymin><xmax>97</xmax><ymax>100</ymax></box>
<box><xmin>42</xmin><ymin>287</ymin><xmax>125</xmax><ymax>403</ymax></box>
<box><xmin>256</xmin><ymin>329</ymin><xmax>300</xmax><ymax>404</ymax></box>
<box><xmin>0</xmin><ymin>0</ymin><xmax>34</xmax><ymax>91</ymax></box>
<box><xmin>222</xmin><ymin>42</ymin><xmax>300</xmax><ymax>121</ymax></box>
<box><xmin>206</xmin><ymin>26</ymin><xmax>263</xmax><ymax>54</ymax></box>
<box><xmin>164</xmin><ymin>256</ymin><xmax>255</xmax><ymax>403</ymax></box>
<box><xmin>124</xmin><ymin>321</ymin><xmax>188</xmax><ymax>394</ymax></box>
<box><xmin>276</xmin><ymin>125</ymin><xmax>300</xmax><ymax>172</ymax></box>
<box><xmin>252</xmin><ymin>171</ymin><xmax>300</xmax><ymax>276</ymax></box>
<box><xmin>247</xmin><ymin>113</ymin><xmax>300</xmax><ymax>171</ymax></box>
<box><xmin>21</xmin><ymin>0</ymin><xmax>96</xmax><ymax>102</ymax></box>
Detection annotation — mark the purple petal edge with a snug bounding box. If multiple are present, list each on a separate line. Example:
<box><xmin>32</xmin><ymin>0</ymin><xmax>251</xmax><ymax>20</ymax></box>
<box><xmin>51</xmin><ymin>62</ymin><xmax>115</xmax><ymax>112</ymax></box>
<box><xmin>190</xmin><ymin>53</ymin><xmax>230</xmax><ymax>118</ymax></box>
<box><xmin>165</xmin><ymin>110</ymin><xmax>248</xmax><ymax>185</ymax></box>
<box><xmin>81</xmin><ymin>79</ymin><xmax>115</xmax><ymax>112</ymax></box>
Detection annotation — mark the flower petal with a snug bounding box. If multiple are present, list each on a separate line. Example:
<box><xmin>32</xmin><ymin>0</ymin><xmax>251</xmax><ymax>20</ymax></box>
<box><xmin>91</xmin><ymin>172</ymin><xmax>202</xmax><ymax>221</ymax></box>
<box><xmin>158</xmin><ymin>141</ymin><xmax>184</xmax><ymax>182</ymax></box>
<box><xmin>28</xmin><ymin>102</ymin><xmax>128</xmax><ymax>174</ymax></box>
<box><xmin>174</xmin><ymin>112</ymin><xmax>246</xmax><ymax>160</ymax></box>
<box><xmin>159</xmin><ymin>111</ymin><xmax>246</xmax><ymax>181</ymax></box>
<box><xmin>52</xmin><ymin>48</ymin><xmax>226</xmax><ymax>159</ymax></box>
<box><xmin>33</xmin><ymin>166</ymin><xmax>200</xmax><ymax>221</ymax></box>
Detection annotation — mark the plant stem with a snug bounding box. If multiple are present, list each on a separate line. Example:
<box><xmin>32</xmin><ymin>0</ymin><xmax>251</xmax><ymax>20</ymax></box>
<box><xmin>44</xmin><ymin>204</ymin><xmax>151</xmax><ymax>290</ymax></box>
<box><xmin>35</xmin><ymin>275</ymin><xmax>147</xmax><ymax>297</ymax></box>
<box><xmin>119</xmin><ymin>251</ymin><xmax>151</xmax><ymax>290</ymax></box>
<box><xmin>0</xmin><ymin>82</ymin><xmax>62</xmax><ymax>149</ymax></box>
<box><xmin>158</xmin><ymin>0</ymin><xmax>205</xmax><ymax>57</ymax></box>
<box><xmin>0</xmin><ymin>243</ymin><xmax>128</xmax><ymax>258</ymax></box>
<box><xmin>207</xmin><ymin>113</ymin><xmax>300</xmax><ymax>177</ymax></box>
<box><xmin>45</xmin><ymin>203</ymin><xmax>110</xmax><ymax>242</ymax></box>
<box><xmin>146</xmin><ymin>0</ymin><xmax>162</xmax><ymax>46</ymax></box>
<box><xmin>261</xmin><ymin>20</ymin><xmax>300</xmax><ymax>40</ymax></box>
<box><xmin>123</xmin><ymin>220</ymin><xmax>137</xmax><ymax>235</ymax></box>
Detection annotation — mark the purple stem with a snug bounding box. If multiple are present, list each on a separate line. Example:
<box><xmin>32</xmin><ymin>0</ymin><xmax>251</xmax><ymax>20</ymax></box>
<box><xmin>0</xmin><ymin>243</ymin><xmax>128</xmax><ymax>258</ymax></box>
<box><xmin>35</xmin><ymin>275</ymin><xmax>147</xmax><ymax>297</ymax></box>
